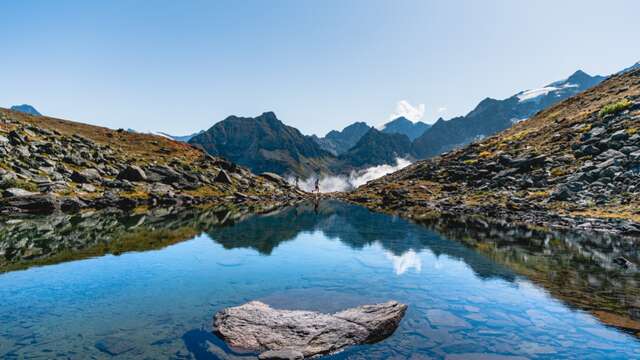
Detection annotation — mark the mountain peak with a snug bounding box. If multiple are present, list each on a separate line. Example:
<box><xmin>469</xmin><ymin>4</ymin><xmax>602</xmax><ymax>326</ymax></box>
<box><xmin>380</xmin><ymin>117</ymin><xmax>430</xmax><ymax>141</ymax></box>
<box><xmin>388</xmin><ymin>116</ymin><xmax>412</xmax><ymax>124</ymax></box>
<box><xmin>260</xmin><ymin>111</ymin><xmax>278</xmax><ymax>120</ymax></box>
<box><xmin>10</xmin><ymin>104</ymin><xmax>41</xmax><ymax>116</ymax></box>
<box><xmin>566</xmin><ymin>69</ymin><xmax>592</xmax><ymax>83</ymax></box>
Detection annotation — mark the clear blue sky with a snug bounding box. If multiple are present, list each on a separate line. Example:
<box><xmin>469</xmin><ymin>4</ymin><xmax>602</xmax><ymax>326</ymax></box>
<box><xmin>2</xmin><ymin>0</ymin><xmax>639</xmax><ymax>136</ymax></box>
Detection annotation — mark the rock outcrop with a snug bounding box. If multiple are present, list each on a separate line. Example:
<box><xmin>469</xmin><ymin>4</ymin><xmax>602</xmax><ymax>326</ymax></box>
<box><xmin>213</xmin><ymin>301</ymin><xmax>407</xmax><ymax>358</ymax></box>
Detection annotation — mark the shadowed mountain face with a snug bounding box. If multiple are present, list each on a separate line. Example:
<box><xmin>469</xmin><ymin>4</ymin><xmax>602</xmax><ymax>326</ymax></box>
<box><xmin>10</xmin><ymin>104</ymin><xmax>41</xmax><ymax>116</ymax></box>
<box><xmin>188</xmin><ymin>112</ymin><xmax>335</xmax><ymax>176</ymax></box>
<box><xmin>314</xmin><ymin>118</ymin><xmax>428</xmax><ymax>156</ymax></box>
<box><xmin>335</xmin><ymin>128</ymin><xmax>413</xmax><ymax>170</ymax></box>
<box><xmin>314</xmin><ymin>122</ymin><xmax>371</xmax><ymax>155</ymax></box>
<box><xmin>381</xmin><ymin>116</ymin><xmax>430</xmax><ymax>141</ymax></box>
<box><xmin>412</xmin><ymin>70</ymin><xmax>606</xmax><ymax>158</ymax></box>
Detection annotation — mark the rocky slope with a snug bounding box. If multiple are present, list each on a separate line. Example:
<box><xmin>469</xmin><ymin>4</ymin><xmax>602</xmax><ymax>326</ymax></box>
<box><xmin>347</xmin><ymin>69</ymin><xmax>640</xmax><ymax>235</ymax></box>
<box><xmin>412</xmin><ymin>70</ymin><xmax>606</xmax><ymax>159</ymax></box>
<box><xmin>189</xmin><ymin>112</ymin><xmax>335</xmax><ymax>177</ymax></box>
<box><xmin>0</xmin><ymin>108</ymin><xmax>303</xmax><ymax>215</ymax></box>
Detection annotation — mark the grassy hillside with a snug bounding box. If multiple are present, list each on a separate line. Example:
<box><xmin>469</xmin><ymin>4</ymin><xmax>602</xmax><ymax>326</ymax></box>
<box><xmin>347</xmin><ymin>69</ymin><xmax>640</xmax><ymax>235</ymax></box>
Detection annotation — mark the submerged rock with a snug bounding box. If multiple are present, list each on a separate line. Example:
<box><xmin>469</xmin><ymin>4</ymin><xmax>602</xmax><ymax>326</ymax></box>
<box><xmin>213</xmin><ymin>300</ymin><xmax>407</xmax><ymax>358</ymax></box>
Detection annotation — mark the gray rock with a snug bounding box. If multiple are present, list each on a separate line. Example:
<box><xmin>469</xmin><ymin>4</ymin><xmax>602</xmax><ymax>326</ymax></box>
<box><xmin>260</xmin><ymin>172</ymin><xmax>288</xmax><ymax>185</ymax></box>
<box><xmin>117</xmin><ymin>165</ymin><xmax>147</xmax><ymax>182</ymax></box>
<box><xmin>0</xmin><ymin>194</ymin><xmax>59</xmax><ymax>214</ymax></box>
<box><xmin>588</xmin><ymin>126</ymin><xmax>606</xmax><ymax>138</ymax></box>
<box><xmin>80</xmin><ymin>183</ymin><xmax>97</xmax><ymax>192</ymax></box>
<box><xmin>3</xmin><ymin>187</ymin><xmax>38</xmax><ymax>197</ymax></box>
<box><xmin>71</xmin><ymin>169</ymin><xmax>102</xmax><ymax>183</ymax></box>
<box><xmin>259</xmin><ymin>350</ymin><xmax>304</xmax><ymax>360</ymax></box>
<box><xmin>214</xmin><ymin>169</ymin><xmax>233</xmax><ymax>185</ymax></box>
<box><xmin>214</xmin><ymin>301</ymin><xmax>406</xmax><ymax>358</ymax></box>
<box><xmin>610</xmin><ymin>129</ymin><xmax>629</xmax><ymax>141</ymax></box>
<box><xmin>549</xmin><ymin>185</ymin><xmax>572</xmax><ymax>201</ymax></box>
<box><xmin>60</xmin><ymin>197</ymin><xmax>85</xmax><ymax>213</ymax></box>
<box><xmin>149</xmin><ymin>182</ymin><xmax>175</xmax><ymax>196</ymax></box>
<box><xmin>95</xmin><ymin>336</ymin><xmax>136</xmax><ymax>356</ymax></box>
<box><xmin>620</xmin><ymin>146</ymin><xmax>639</xmax><ymax>155</ymax></box>
<box><xmin>596</xmin><ymin>149</ymin><xmax>625</xmax><ymax>161</ymax></box>
<box><xmin>579</xmin><ymin>144</ymin><xmax>600</xmax><ymax>156</ymax></box>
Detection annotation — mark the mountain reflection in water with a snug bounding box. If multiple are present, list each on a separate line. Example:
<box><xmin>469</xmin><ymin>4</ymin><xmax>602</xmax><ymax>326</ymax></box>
<box><xmin>0</xmin><ymin>200</ymin><xmax>639</xmax><ymax>359</ymax></box>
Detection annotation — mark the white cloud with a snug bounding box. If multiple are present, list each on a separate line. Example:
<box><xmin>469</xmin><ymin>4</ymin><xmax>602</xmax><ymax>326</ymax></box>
<box><xmin>288</xmin><ymin>158</ymin><xmax>412</xmax><ymax>193</ymax></box>
<box><xmin>385</xmin><ymin>250</ymin><xmax>422</xmax><ymax>275</ymax></box>
<box><xmin>437</xmin><ymin>107</ymin><xmax>447</xmax><ymax>114</ymax></box>
<box><xmin>389</xmin><ymin>100</ymin><xmax>425</xmax><ymax>122</ymax></box>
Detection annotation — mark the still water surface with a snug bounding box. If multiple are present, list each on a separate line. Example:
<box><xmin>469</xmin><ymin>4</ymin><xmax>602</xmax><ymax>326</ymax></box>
<box><xmin>0</xmin><ymin>201</ymin><xmax>638</xmax><ymax>359</ymax></box>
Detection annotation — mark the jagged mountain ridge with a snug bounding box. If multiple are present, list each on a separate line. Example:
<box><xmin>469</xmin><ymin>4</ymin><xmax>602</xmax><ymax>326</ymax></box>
<box><xmin>412</xmin><ymin>70</ymin><xmax>606</xmax><ymax>158</ymax></box>
<box><xmin>188</xmin><ymin>112</ymin><xmax>336</xmax><ymax>176</ymax></box>
<box><xmin>380</xmin><ymin>116</ymin><xmax>430</xmax><ymax>141</ymax></box>
<box><xmin>188</xmin><ymin>112</ymin><xmax>419</xmax><ymax>177</ymax></box>
<box><xmin>313</xmin><ymin>121</ymin><xmax>371</xmax><ymax>155</ymax></box>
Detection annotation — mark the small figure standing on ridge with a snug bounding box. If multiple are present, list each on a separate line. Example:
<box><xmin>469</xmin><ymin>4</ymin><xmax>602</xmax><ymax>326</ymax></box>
<box><xmin>294</xmin><ymin>176</ymin><xmax>299</xmax><ymax>189</ymax></box>
<box><xmin>314</xmin><ymin>177</ymin><xmax>320</xmax><ymax>194</ymax></box>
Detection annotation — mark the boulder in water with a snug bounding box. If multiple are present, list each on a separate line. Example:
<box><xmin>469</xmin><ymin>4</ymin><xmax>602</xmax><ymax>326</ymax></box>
<box><xmin>213</xmin><ymin>300</ymin><xmax>406</xmax><ymax>358</ymax></box>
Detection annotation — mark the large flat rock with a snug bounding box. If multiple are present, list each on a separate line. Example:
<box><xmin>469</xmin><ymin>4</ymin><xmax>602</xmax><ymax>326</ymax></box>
<box><xmin>213</xmin><ymin>300</ymin><xmax>407</xmax><ymax>358</ymax></box>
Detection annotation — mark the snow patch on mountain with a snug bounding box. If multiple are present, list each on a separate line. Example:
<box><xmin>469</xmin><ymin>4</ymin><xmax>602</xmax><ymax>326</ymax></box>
<box><xmin>517</xmin><ymin>83</ymin><xmax>579</xmax><ymax>102</ymax></box>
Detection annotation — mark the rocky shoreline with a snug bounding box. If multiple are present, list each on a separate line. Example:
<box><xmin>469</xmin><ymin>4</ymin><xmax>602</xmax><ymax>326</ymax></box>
<box><xmin>0</xmin><ymin>108</ymin><xmax>307</xmax><ymax>216</ymax></box>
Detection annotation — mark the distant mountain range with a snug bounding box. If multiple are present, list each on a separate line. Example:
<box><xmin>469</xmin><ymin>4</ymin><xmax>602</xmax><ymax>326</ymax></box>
<box><xmin>10</xmin><ymin>104</ymin><xmax>41</xmax><ymax>116</ymax></box>
<box><xmin>13</xmin><ymin>62</ymin><xmax>636</xmax><ymax>179</ymax></box>
<box><xmin>411</xmin><ymin>69</ymin><xmax>606</xmax><ymax>158</ymax></box>
<box><xmin>313</xmin><ymin>117</ymin><xmax>429</xmax><ymax>156</ymax></box>
<box><xmin>187</xmin><ymin>68</ymin><xmax>608</xmax><ymax>177</ymax></box>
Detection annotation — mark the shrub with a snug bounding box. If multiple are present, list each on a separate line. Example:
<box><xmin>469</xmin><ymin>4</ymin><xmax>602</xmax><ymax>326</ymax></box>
<box><xmin>478</xmin><ymin>151</ymin><xmax>492</xmax><ymax>159</ymax></box>
<box><xmin>550</xmin><ymin>167</ymin><xmax>565</xmax><ymax>177</ymax></box>
<box><xmin>463</xmin><ymin>159</ymin><xmax>478</xmax><ymax>165</ymax></box>
<box><xmin>578</xmin><ymin>124</ymin><xmax>592</xmax><ymax>133</ymax></box>
<box><xmin>599</xmin><ymin>99</ymin><xmax>632</xmax><ymax>118</ymax></box>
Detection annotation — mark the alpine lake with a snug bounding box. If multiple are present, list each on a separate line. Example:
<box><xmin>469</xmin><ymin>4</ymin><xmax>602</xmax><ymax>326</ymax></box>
<box><xmin>1</xmin><ymin>200</ymin><xmax>639</xmax><ymax>359</ymax></box>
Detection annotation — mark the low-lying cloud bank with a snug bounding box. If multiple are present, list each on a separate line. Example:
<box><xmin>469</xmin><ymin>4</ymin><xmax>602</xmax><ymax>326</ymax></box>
<box><xmin>289</xmin><ymin>158</ymin><xmax>411</xmax><ymax>193</ymax></box>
